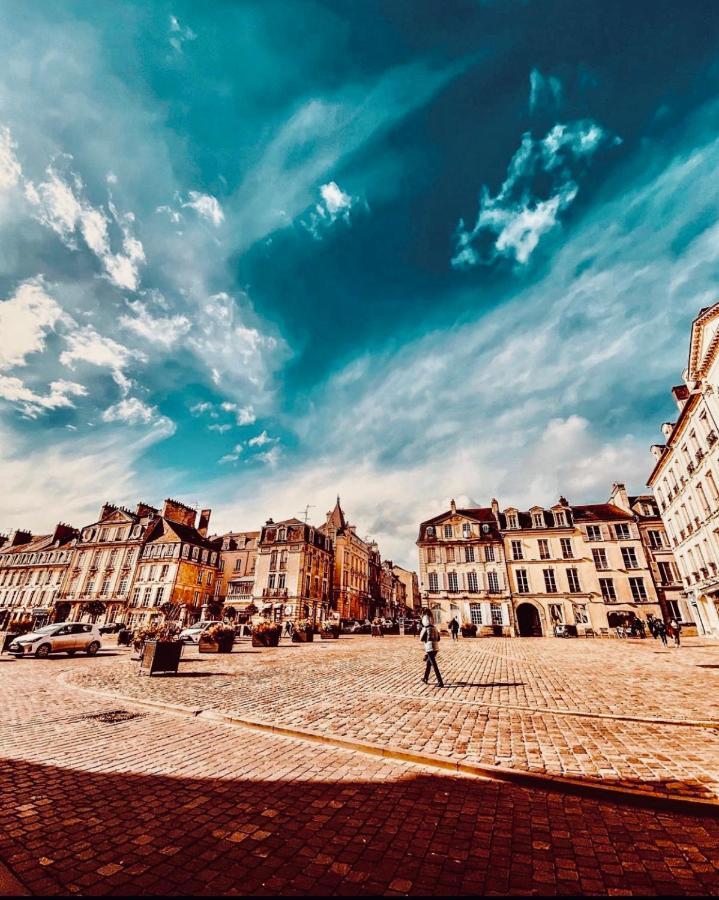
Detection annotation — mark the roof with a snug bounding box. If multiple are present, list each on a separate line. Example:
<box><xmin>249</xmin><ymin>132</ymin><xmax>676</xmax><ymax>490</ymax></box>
<box><xmin>570</xmin><ymin>503</ymin><xmax>633</xmax><ymax>523</ymax></box>
<box><xmin>417</xmin><ymin>507</ymin><xmax>502</xmax><ymax>542</ymax></box>
<box><xmin>145</xmin><ymin>517</ymin><xmax>221</xmax><ymax>550</ymax></box>
<box><xmin>0</xmin><ymin>530</ymin><xmax>75</xmax><ymax>558</ymax></box>
<box><xmin>325</xmin><ymin>497</ymin><xmax>347</xmax><ymax>531</ymax></box>
<box><xmin>647</xmin><ymin>390</ymin><xmax>701</xmax><ymax>484</ymax></box>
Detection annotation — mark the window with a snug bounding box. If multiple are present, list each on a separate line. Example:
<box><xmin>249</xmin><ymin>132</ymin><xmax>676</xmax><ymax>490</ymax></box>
<box><xmin>131</xmin><ymin>587</ymin><xmax>141</xmax><ymax>606</ymax></box>
<box><xmin>469</xmin><ymin>603</ymin><xmax>482</xmax><ymax>625</ymax></box>
<box><xmin>543</xmin><ymin>569</ymin><xmax>557</xmax><ymax>593</ymax></box>
<box><xmin>154</xmin><ymin>586</ymin><xmax>164</xmax><ymax>605</ymax></box>
<box><xmin>538</xmin><ymin>539</ymin><xmax>551</xmax><ymax>560</ymax></box>
<box><xmin>599</xmin><ymin>578</ymin><xmax>616</xmax><ymax>601</ymax></box>
<box><xmin>484</xmin><ymin>545</ymin><xmax>495</xmax><ymax>562</ymax></box>
<box><xmin>621</xmin><ymin>547</ymin><xmax>639</xmax><ymax>569</ymax></box>
<box><xmin>506</xmin><ymin>513</ymin><xmax>518</xmax><ymax>529</ymax></box>
<box><xmin>268</xmin><ymin>573</ymin><xmax>276</xmax><ymax>589</ymax></box>
<box><xmin>532</xmin><ymin>512</ymin><xmax>544</xmax><ymax>528</ymax></box>
<box><xmin>446</xmin><ymin>546</ymin><xmax>455</xmax><ymax>563</ymax></box>
<box><xmin>428</xmin><ymin>572</ymin><xmax>439</xmax><ymax>593</ymax></box>
<box><xmin>554</xmin><ymin>511</ymin><xmax>566</xmax><ymax>527</ymax></box>
<box><xmin>234</xmin><ymin>559</ymin><xmax>243</xmax><ymax>572</ymax></box>
<box><xmin>516</xmin><ymin>569</ymin><xmax>529</xmax><ymax>593</ymax></box>
<box><xmin>462</xmin><ymin>523</ymin><xmax>472</xmax><ymax>539</ymax></box>
<box><xmin>560</xmin><ymin>538</ymin><xmax>573</xmax><ymax>559</ymax></box>
<box><xmin>487</xmin><ymin>571</ymin><xmax>500</xmax><ymax>594</ymax></box>
<box><xmin>426</xmin><ymin>547</ymin><xmax>436</xmax><ymax>564</ymax></box>
<box><xmin>277</xmin><ymin>573</ymin><xmax>286</xmax><ymax>589</ymax></box>
<box><xmin>586</xmin><ymin>525</ymin><xmax>602</xmax><ymax>541</ymax></box>
<box><xmin>657</xmin><ymin>561</ymin><xmax>676</xmax><ymax>584</ymax></box>
<box><xmin>629</xmin><ymin>577</ymin><xmax>647</xmax><ymax>602</ymax></box>
<box><xmin>118</xmin><ymin>577</ymin><xmax>129</xmax><ymax>595</ymax></box>
<box><xmin>614</xmin><ymin>523</ymin><xmax>631</xmax><ymax>540</ymax></box>
<box><xmin>464</xmin><ymin>571</ymin><xmax>478</xmax><ymax>593</ymax></box>
<box><xmin>566</xmin><ymin>568</ymin><xmax>581</xmax><ymax>593</ymax></box>
<box><xmin>549</xmin><ymin>603</ymin><xmax>564</xmax><ymax>624</ymax></box>
<box><xmin>666</xmin><ymin>599</ymin><xmax>682</xmax><ymax>620</ymax></box>
<box><xmin>270</xmin><ymin>550</ymin><xmax>278</xmax><ymax>571</ymax></box>
<box><xmin>196</xmin><ymin>570</ymin><xmax>203</xmax><ymax>584</ymax></box>
<box><xmin>464</xmin><ymin>546</ymin><xmax>475</xmax><ymax>563</ymax></box>
<box><xmin>443</xmin><ymin>525</ymin><xmax>453</xmax><ymax>539</ymax></box>
<box><xmin>142</xmin><ymin>586</ymin><xmax>152</xmax><ymax>604</ymax></box>
<box><xmin>447</xmin><ymin>572</ymin><xmax>459</xmax><ymax>593</ymax></box>
<box><xmin>573</xmin><ymin>603</ymin><xmax>589</xmax><ymax>625</ymax></box>
<box><xmin>511</xmin><ymin>540</ymin><xmax>523</xmax><ymax>560</ymax></box>
<box><xmin>647</xmin><ymin>530</ymin><xmax>664</xmax><ymax>550</ymax></box>
<box><xmin>592</xmin><ymin>548</ymin><xmax>609</xmax><ymax>570</ymax></box>
<box><xmin>490</xmin><ymin>603</ymin><xmax>503</xmax><ymax>625</ymax></box>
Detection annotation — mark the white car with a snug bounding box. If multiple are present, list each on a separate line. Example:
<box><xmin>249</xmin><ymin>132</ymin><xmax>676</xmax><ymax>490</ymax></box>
<box><xmin>179</xmin><ymin>620</ymin><xmax>224</xmax><ymax>643</ymax></box>
<box><xmin>8</xmin><ymin>622</ymin><xmax>102</xmax><ymax>658</ymax></box>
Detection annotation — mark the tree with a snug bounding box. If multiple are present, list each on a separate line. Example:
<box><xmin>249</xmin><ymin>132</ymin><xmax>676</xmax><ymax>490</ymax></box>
<box><xmin>206</xmin><ymin>600</ymin><xmax>223</xmax><ymax>620</ymax></box>
<box><xmin>52</xmin><ymin>602</ymin><xmax>71</xmax><ymax>623</ymax></box>
<box><xmin>159</xmin><ymin>601</ymin><xmax>176</xmax><ymax>620</ymax></box>
<box><xmin>81</xmin><ymin>600</ymin><xmax>106</xmax><ymax>623</ymax></box>
<box><xmin>224</xmin><ymin>606</ymin><xmax>237</xmax><ymax>621</ymax></box>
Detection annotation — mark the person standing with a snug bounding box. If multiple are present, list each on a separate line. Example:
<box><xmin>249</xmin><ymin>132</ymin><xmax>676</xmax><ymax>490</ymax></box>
<box><xmin>669</xmin><ymin>618</ymin><xmax>682</xmax><ymax>646</ymax></box>
<box><xmin>420</xmin><ymin>614</ymin><xmax>444</xmax><ymax>688</ymax></box>
<box><xmin>448</xmin><ymin>617</ymin><xmax>460</xmax><ymax>641</ymax></box>
<box><xmin>656</xmin><ymin>619</ymin><xmax>668</xmax><ymax>646</ymax></box>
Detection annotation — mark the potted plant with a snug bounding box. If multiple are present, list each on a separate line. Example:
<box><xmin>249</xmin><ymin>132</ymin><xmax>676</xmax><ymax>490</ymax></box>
<box><xmin>199</xmin><ymin>623</ymin><xmax>235</xmax><ymax>653</ymax></box>
<box><xmin>136</xmin><ymin>625</ymin><xmax>183</xmax><ymax>676</ymax></box>
<box><xmin>251</xmin><ymin>621</ymin><xmax>282</xmax><ymax>648</ymax></box>
<box><xmin>461</xmin><ymin>622</ymin><xmax>478</xmax><ymax>638</ymax></box>
<box><xmin>320</xmin><ymin>621</ymin><xmax>340</xmax><ymax>640</ymax></box>
<box><xmin>292</xmin><ymin>619</ymin><xmax>314</xmax><ymax>643</ymax></box>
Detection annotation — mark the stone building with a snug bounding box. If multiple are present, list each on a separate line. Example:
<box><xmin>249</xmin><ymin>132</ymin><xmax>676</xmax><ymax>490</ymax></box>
<box><xmin>126</xmin><ymin>501</ymin><xmax>220</xmax><ymax>628</ymax></box>
<box><xmin>648</xmin><ymin>303</ymin><xmax>719</xmax><ymax>637</ymax></box>
<box><xmin>416</xmin><ymin>500</ymin><xmax>512</xmax><ymax>634</ymax></box>
<box><xmin>253</xmin><ymin>517</ymin><xmax>332</xmax><ymax>625</ymax></box>
<box><xmin>320</xmin><ymin>498</ymin><xmax>371</xmax><ymax>621</ymax></box>
<box><xmin>214</xmin><ymin>531</ymin><xmax>259</xmax><ymax>616</ymax></box>
<box><xmin>0</xmin><ymin>525</ymin><xmax>78</xmax><ymax>629</ymax></box>
<box><xmin>59</xmin><ymin>502</ymin><xmax>159</xmax><ymax>625</ymax></box>
<box><xmin>393</xmin><ymin>564</ymin><xmax>421</xmax><ymax>612</ymax></box>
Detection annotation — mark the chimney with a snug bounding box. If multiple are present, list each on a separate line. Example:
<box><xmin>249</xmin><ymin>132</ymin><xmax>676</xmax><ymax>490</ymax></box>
<box><xmin>198</xmin><ymin>509</ymin><xmax>211</xmax><ymax>537</ymax></box>
<box><xmin>136</xmin><ymin>501</ymin><xmax>158</xmax><ymax>520</ymax></box>
<box><xmin>650</xmin><ymin>444</ymin><xmax>666</xmax><ymax>461</ymax></box>
<box><xmin>11</xmin><ymin>529</ymin><xmax>32</xmax><ymax>546</ymax></box>
<box><xmin>490</xmin><ymin>498</ymin><xmax>500</xmax><ymax>521</ymax></box>
<box><xmin>609</xmin><ymin>482</ymin><xmax>630</xmax><ymax>512</ymax></box>
<box><xmin>162</xmin><ymin>498</ymin><xmax>197</xmax><ymax>528</ymax></box>
<box><xmin>450</xmin><ymin>499</ymin><xmax>457</xmax><ymax>514</ymax></box>
<box><xmin>671</xmin><ymin>384</ymin><xmax>690</xmax><ymax>412</ymax></box>
<box><xmin>52</xmin><ymin>523</ymin><xmax>77</xmax><ymax>545</ymax></box>
<box><xmin>100</xmin><ymin>502</ymin><xmax>117</xmax><ymax>520</ymax></box>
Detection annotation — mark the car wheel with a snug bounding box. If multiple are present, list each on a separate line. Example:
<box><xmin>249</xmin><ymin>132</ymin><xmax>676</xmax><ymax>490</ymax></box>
<box><xmin>86</xmin><ymin>642</ymin><xmax>100</xmax><ymax>656</ymax></box>
<box><xmin>35</xmin><ymin>644</ymin><xmax>51</xmax><ymax>659</ymax></box>
<box><xmin>66</xmin><ymin>650</ymin><xmax>77</xmax><ymax>656</ymax></box>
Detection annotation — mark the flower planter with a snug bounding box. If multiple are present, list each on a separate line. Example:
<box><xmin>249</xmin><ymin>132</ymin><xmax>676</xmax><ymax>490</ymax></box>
<box><xmin>320</xmin><ymin>631</ymin><xmax>340</xmax><ymax>640</ymax></box>
<box><xmin>139</xmin><ymin>640</ymin><xmax>182</xmax><ymax>676</ymax></box>
<box><xmin>292</xmin><ymin>630</ymin><xmax>314</xmax><ymax>643</ymax></box>
<box><xmin>461</xmin><ymin>631</ymin><xmax>478</xmax><ymax>638</ymax></box>
<box><xmin>198</xmin><ymin>637</ymin><xmax>219</xmax><ymax>653</ymax></box>
<box><xmin>252</xmin><ymin>632</ymin><xmax>281</xmax><ymax>648</ymax></box>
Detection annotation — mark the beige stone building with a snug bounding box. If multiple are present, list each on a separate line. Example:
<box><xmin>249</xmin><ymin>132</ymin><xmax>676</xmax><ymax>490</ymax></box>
<box><xmin>59</xmin><ymin>502</ymin><xmax>159</xmax><ymax>624</ymax></box>
<box><xmin>214</xmin><ymin>531</ymin><xmax>259</xmax><ymax>616</ymax></box>
<box><xmin>648</xmin><ymin>303</ymin><xmax>719</xmax><ymax>637</ymax></box>
<box><xmin>0</xmin><ymin>525</ymin><xmax>78</xmax><ymax>629</ymax></box>
<box><xmin>253</xmin><ymin>517</ymin><xmax>332</xmax><ymax>625</ymax></box>
<box><xmin>320</xmin><ymin>498</ymin><xmax>370</xmax><ymax>621</ymax></box>
<box><xmin>392</xmin><ymin>565</ymin><xmax>421</xmax><ymax>612</ymax></box>
<box><xmin>126</xmin><ymin>501</ymin><xmax>220</xmax><ymax>628</ymax></box>
<box><xmin>417</xmin><ymin>500</ymin><xmax>512</xmax><ymax>634</ymax></box>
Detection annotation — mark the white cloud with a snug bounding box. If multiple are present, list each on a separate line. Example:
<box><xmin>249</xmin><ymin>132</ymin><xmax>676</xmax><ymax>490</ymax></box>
<box><xmin>59</xmin><ymin>326</ymin><xmax>145</xmax><ymax>393</ymax></box>
<box><xmin>248</xmin><ymin>430</ymin><xmax>272</xmax><ymax>447</ymax></box>
<box><xmin>169</xmin><ymin>14</ymin><xmax>197</xmax><ymax>53</ymax></box>
<box><xmin>102</xmin><ymin>396</ymin><xmax>175</xmax><ymax>437</ymax></box>
<box><xmin>452</xmin><ymin>120</ymin><xmax>617</xmax><ymax>268</ymax></box>
<box><xmin>529</xmin><ymin>68</ymin><xmax>562</xmax><ymax>114</ymax></box>
<box><xmin>0</xmin><ymin>375</ymin><xmax>86</xmax><ymax>417</ymax></box>
<box><xmin>0</xmin><ymin>278</ymin><xmax>64</xmax><ymax>371</ymax></box>
<box><xmin>0</xmin><ymin>126</ymin><xmax>22</xmax><ymax>189</ymax></box>
<box><xmin>219</xmin><ymin>444</ymin><xmax>243</xmax><ymax>464</ymax></box>
<box><xmin>183</xmin><ymin>192</ymin><xmax>224</xmax><ymax>226</ymax></box>
<box><xmin>256</xmin><ymin>445</ymin><xmax>281</xmax><ymax>467</ymax></box>
<box><xmin>304</xmin><ymin>180</ymin><xmax>361</xmax><ymax>239</ymax></box>
<box><xmin>208</xmin><ymin>423</ymin><xmax>231</xmax><ymax>433</ymax></box>
<box><xmin>119</xmin><ymin>300</ymin><xmax>191</xmax><ymax>347</ymax></box>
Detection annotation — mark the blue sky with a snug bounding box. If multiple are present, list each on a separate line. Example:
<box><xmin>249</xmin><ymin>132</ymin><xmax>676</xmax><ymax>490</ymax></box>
<box><xmin>2</xmin><ymin>1</ymin><xmax>719</xmax><ymax>567</ymax></box>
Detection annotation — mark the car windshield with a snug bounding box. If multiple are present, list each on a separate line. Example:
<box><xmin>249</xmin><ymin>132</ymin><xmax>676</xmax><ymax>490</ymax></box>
<box><xmin>30</xmin><ymin>625</ymin><xmax>58</xmax><ymax>635</ymax></box>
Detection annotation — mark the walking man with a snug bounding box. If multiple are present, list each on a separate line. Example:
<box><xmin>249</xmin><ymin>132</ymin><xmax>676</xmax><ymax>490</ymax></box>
<box><xmin>420</xmin><ymin>614</ymin><xmax>444</xmax><ymax>688</ymax></box>
<box><xmin>656</xmin><ymin>618</ymin><xmax>668</xmax><ymax>646</ymax></box>
<box><xmin>448</xmin><ymin>617</ymin><xmax>460</xmax><ymax>641</ymax></box>
<box><xmin>669</xmin><ymin>618</ymin><xmax>682</xmax><ymax>646</ymax></box>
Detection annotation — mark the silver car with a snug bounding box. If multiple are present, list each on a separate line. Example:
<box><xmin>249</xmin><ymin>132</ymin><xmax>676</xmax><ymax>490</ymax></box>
<box><xmin>179</xmin><ymin>620</ymin><xmax>224</xmax><ymax>643</ymax></box>
<box><xmin>8</xmin><ymin>622</ymin><xmax>102</xmax><ymax>658</ymax></box>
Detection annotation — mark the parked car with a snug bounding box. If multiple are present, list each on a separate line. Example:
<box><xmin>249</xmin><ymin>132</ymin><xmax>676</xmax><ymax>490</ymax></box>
<box><xmin>99</xmin><ymin>622</ymin><xmax>124</xmax><ymax>634</ymax></box>
<box><xmin>179</xmin><ymin>621</ymin><xmax>224</xmax><ymax>643</ymax></box>
<box><xmin>342</xmin><ymin>619</ymin><xmax>371</xmax><ymax>634</ymax></box>
<box><xmin>8</xmin><ymin>622</ymin><xmax>102</xmax><ymax>658</ymax></box>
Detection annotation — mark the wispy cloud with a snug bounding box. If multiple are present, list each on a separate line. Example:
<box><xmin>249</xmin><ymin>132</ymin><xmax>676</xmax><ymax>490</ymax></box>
<box><xmin>0</xmin><ymin>375</ymin><xmax>86</xmax><ymax>418</ymax></box>
<box><xmin>529</xmin><ymin>68</ymin><xmax>562</xmax><ymax>113</ymax></box>
<box><xmin>59</xmin><ymin>326</ymin><xmax>146</xmax><ymax>394</ymax></box>
<box><xmin>169</xmin><ymin>15</ymin><xmax>196</xmax><ymax>54</ymax></box>
<box><xmin>0</xmin><ymin>277</ymin><xmax>64</xmax><ymax>371</ymax></box>
<box><xmin>304</xmin><ymin>181</ymin><xmax>363</xmax><ymax>239</ymax></box>
<box><xmin>119</xmin><ymin>300</ymin><xmax>191</xmax><ymax>347</ymax></box>
<box><xmin>182</xmin><ymin>191</ymin><xmax>224</xmax><ymax>226</ymax></box>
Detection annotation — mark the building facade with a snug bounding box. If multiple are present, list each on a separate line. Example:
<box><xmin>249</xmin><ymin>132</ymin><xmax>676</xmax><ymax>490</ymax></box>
<box><xmin>253</xmin><ymin>518</ymin><xmax>333</xmax><ymax>625</ymax></box>
<box><xmin>392</xmin><ymin>564</ymin><xmax>421</xmax><ymax>612</ymax></box>
<box><xmin>215</xmin><ymin>531</ymin><xmax>259</xmax><ymax>616</ymax></box>
<box><xmin>320</xmin><ymin>498</ymin><xmax>371</xmax><ymax>621</ymax></box>
<box><xmin>648</xmin><ymin>303</ymin><xmax>719</xmax><ymax>637</ymax></box>
<box><xmin>416</xmin><ymin>500</ymin><xmax>512</xmax><ymax>635</ymax></box>
<box><xmin>0</xmin><ymin>525</ymin><xmax>78</xmax><ymax>629</ymax></box>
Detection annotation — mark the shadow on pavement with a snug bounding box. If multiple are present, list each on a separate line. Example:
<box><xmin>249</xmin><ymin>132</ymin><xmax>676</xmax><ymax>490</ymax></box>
<box><xmin>1</xmin><ymin>753</ymin><xmax>719</xmax><ymax>896</ymax></box>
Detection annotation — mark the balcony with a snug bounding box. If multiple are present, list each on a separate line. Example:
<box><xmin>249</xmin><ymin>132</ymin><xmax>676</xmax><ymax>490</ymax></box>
<box><xmin>262</xmin><ymin>587</ymin><xmax>288</xmax><ymax>599</ymax></box>
<box><xmin>696</xmin><ymin>447</ymin><xmax>705</xmax><ymax>462</ymax></box>
<box><xmin>687</xmin><ymin>462</ymin><xmax>695</xmax><ymax>475</ymax></box>
<box><xmin>708</xmin><ymin>430</ymin><xmax>717</xmax><ymax>447</ymax></box>
<box><xmin>701</xmin><ymin>567</ymin><xmax>709</xmax><ymax>580</ymax></box>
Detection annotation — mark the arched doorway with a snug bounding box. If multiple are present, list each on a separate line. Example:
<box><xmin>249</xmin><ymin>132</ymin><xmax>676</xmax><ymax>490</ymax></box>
<box><xmin>516</xmin><ymin>603</ymin><xmax>542</xmax><ymax>637</ymax></box>
<box><xmin>607</xmin><ymin>611</ymin><xmax>636</xmax><ymax>629</ymax></box>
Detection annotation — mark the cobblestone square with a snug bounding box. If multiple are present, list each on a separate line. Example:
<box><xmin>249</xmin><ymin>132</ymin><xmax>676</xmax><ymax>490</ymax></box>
<box><xmin>2</xmin><ymin>634</ymin><xmax>719</xmax><ymax>895</ymax></box>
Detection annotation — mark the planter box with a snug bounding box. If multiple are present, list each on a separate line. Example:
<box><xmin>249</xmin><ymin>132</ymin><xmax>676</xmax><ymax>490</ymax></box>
<box><xmin>252</xmin><ymin>632</ymin><xmax>281</xmax><ymax>648</ymax></box>
<box><xmin>292</xmin><ymin>630</ymin><xmax>314</xmax><ymax>643</ymax></box>
<box><xmin>139</xmin><ymin>640</ymin><xmax>182</xmax><ymax>676</ymax></box>
<box><xmin>461</xmin><ymin>631</ymin><xmax>478</xmax><ymax>638</ymax></box>
<box><xmin>320</xmin><ymin>631</ymin><xmax>340</xmax><ymax>640</ymax></box>
<box><xmin>198</xmin><ymin>638</ymin><xmax>219</xmax><ymax>653</ymax></box>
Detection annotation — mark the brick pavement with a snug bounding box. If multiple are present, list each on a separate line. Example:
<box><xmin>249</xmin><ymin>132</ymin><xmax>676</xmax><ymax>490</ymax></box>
<box><xmin>2</xmin><ymin>654</ymin><xmax>719</xmax><ymax>895</ymax></box>
<box><xmin>64</xmin><ymin>636</ymin><xmax>719</xmax><ymax>802</ymax></box>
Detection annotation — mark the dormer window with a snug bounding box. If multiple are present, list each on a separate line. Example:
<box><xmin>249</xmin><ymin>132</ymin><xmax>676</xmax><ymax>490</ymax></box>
<box><xmin>506</xmin><ymin>513</ymin><xmax>518</xmax><ymax>529</ymax></box>
<box><xmin>426</xmin><ymin>526</ymin><xmax>435</xmax><ymax>538</ymax></box>
<box><xmin>277</xmin><ymin>527</ymin><xmax>286</xmax><ymax>542</ymax></box>
<box><xmin>554</xmin><ymin>511</ymin><xmax>566</xmax><ymax>527</ymax></box>
<box><xmin>462</xmin><ymin>523</ymin><xmax>472</xmax><ymax>539</ymax></box>
<box><xmin>532</xmin><ymin>512</ymin><xmax>544</xmax><ymax>528</ymax></box>
<box><xmin>443</xmin><ymin>525</ymin><xmax>453</xmax><ymax>539</ymax></box>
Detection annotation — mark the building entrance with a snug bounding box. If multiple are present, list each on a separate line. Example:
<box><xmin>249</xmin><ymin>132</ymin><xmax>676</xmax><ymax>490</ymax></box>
<box><xmin>516</xmin><ymin>603</ymin><xmax>542</xmax><ymax>636</ymax></box>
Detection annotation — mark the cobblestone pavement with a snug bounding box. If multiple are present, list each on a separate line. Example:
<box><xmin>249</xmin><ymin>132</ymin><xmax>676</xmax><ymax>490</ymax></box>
<box><xmin>2</xmin><ymin>653</ymin><xmax>719</xmax><ymax>896</ymax></box>
<box><xmin>64</xmin><ymin>635</ymin><xmax>719</xmax><ymax>802</ymax></box>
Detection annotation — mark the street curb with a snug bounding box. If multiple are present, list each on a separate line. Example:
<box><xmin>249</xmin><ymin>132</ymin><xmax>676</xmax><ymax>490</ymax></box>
<box><xmin>59</xmin><ymin>674</ymin><xmax>719</xmax><ymax>817</ymax></box>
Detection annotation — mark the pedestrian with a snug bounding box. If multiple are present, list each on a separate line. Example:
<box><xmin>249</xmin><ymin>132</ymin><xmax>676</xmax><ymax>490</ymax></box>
<box><xmin>655</xmin><ymin>619</ymin><xmax>668</xmax><ymax>646</ymax></box>
<box><xmin>448</xmin><ymin>617</ymin><xmax>460</xmax><ymax>641</ymax></box>
<box><xmin>284</xmin><ymin>619</ymin><xmax>293</xmax><ymax>639</ymax></box>
<box><xmin>420</xmin><ymin>614</ymin><xmax>444</xmax><ymax>688</ymax></box>
<box><xmin>647</xmin><ymin>615</ymin><xmax>658</xmax><ymax>639</ymax></box>
<box><xmin>669</xmin><ymin>618</ymin><xmax>682</xmax><ymax>646</ymax></box>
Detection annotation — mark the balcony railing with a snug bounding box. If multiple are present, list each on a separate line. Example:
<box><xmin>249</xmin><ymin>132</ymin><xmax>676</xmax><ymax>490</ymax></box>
<box><xmin>262</xmin><ymin>587</ymin><xmax>288</xmax><ymax>598</ymax></box>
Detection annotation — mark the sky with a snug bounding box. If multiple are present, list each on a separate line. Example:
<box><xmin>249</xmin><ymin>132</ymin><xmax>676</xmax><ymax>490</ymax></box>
<box><xmin>2</xmin><ymin>1</ymin><xmax>719</xmax><ymax>568</ymax></box>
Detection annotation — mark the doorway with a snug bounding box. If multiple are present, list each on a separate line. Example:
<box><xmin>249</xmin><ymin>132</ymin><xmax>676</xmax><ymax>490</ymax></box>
<box><xmin>516</xmin><ymin>603</ymin><xmax>543</xmax><ymax>636</ymax></box>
